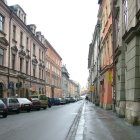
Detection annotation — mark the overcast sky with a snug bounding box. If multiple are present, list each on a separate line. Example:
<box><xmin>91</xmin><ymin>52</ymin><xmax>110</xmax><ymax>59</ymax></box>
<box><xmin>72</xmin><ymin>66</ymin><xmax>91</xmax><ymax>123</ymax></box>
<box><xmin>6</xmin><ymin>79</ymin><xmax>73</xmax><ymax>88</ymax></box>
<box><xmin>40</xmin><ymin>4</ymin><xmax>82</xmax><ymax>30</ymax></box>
<box><xmin>7</xmin><ymin>0</ymin><xmax>99</xmax><ymax>88</ymax></box>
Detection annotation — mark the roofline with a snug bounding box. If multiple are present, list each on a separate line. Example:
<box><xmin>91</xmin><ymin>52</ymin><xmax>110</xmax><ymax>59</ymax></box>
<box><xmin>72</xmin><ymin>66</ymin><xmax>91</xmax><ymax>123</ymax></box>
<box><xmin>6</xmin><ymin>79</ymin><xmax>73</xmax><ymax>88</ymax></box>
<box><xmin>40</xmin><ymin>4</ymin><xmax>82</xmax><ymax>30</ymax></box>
<box><xmin>45</xmin><ymin>39</ymin><xmax>62</xmax><ymax>60</ymax></box>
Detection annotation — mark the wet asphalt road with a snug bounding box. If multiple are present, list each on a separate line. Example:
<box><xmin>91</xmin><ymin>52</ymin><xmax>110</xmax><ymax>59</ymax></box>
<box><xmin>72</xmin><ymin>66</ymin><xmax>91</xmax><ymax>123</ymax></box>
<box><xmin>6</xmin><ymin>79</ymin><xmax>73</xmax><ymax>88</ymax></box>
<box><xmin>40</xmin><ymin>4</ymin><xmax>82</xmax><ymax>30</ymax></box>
<box><xmin>1</xmin><ymin>101</ymin><xmax>140</xmax><ymax>140</ymax></box>
<box><xmin>0</xmin><ymin>101</ymin><xmax>83</xmax><ymax>140</ymax></box>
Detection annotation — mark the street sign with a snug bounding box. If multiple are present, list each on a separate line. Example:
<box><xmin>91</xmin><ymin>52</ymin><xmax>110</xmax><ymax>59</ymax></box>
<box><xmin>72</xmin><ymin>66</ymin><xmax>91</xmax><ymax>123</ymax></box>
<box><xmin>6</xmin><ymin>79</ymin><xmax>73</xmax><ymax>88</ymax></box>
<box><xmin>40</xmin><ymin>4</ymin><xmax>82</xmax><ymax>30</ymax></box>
<box><xmin>108</xmin><ymin>72</ymin><xmax>113</xmax><ymax>83</ymax></box>
<box><xmin>89</xmin><ymin>86</ymin><xmax>94</xmax><ymax>91</ymax></box>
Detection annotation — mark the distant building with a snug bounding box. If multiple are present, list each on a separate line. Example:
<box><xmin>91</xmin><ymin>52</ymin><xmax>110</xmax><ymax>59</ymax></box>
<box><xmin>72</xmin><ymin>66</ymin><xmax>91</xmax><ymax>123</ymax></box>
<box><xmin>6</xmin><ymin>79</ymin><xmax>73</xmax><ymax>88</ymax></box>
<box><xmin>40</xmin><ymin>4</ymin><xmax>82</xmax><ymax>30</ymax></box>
<box><xmin>45</xmin><ymin>40</ymin><xmax>62</xmax><ymax>98</ymax></box>
<box><xmin>62</xmin><ymin>65</ymin><xmax>70</xmax><ymax>97</ymax></box>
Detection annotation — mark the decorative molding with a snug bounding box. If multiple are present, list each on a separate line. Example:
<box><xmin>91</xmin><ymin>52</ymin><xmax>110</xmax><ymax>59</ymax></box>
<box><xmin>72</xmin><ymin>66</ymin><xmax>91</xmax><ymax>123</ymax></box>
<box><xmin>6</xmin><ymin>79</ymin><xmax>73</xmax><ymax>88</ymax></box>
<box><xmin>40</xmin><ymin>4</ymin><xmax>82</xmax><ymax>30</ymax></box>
<box><xmin>0</xmin><ymin>37</ymin><xmax>9</xmax><ymax>47</ymax></box>
<box><xmin>32</xmin><ymin>58</ymin><xmax>38</xmax><ymax>64</ymax></box>
<box><xmin>11</xmin><ymin>46</ymin><xmax>18</xmax><ymax>53</ymax></box>
<box><xmin>18</xmin><ymin>49</ymin><xmax>26</xmax><ymax>57</ymax></box>
<box><xmin>25</xmin><ymin>54</ymin><xmax>31</xmax><ymax>59</ymax></box>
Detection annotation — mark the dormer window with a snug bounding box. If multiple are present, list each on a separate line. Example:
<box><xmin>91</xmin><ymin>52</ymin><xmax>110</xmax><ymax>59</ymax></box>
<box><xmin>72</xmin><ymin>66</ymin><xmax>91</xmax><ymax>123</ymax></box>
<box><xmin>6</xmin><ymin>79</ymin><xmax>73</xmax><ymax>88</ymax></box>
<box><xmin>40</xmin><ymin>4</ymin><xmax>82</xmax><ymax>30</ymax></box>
<box><xmin>0</xmin><ymin>14</ymin><xmax>4</xmax><ymax>32</ymax></box>
<box><xmin>19</xmin><ymin>10</ymin><xmax>21</xmax><ymax>18</ymax></box>
<box><xmin>24</xmin><ymin>16</ymin><xmax>26</xmax><ymax>23</ymax></box>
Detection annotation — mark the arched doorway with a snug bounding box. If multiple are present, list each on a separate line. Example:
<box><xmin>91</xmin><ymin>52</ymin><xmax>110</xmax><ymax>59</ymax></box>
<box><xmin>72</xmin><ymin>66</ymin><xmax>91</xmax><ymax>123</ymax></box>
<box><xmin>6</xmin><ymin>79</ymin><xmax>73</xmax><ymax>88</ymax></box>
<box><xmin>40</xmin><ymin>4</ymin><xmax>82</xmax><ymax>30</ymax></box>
<box><xmin>0</xmin><ymin>83</ymin><xmax>3</xmax><ymax>98</ymax></box>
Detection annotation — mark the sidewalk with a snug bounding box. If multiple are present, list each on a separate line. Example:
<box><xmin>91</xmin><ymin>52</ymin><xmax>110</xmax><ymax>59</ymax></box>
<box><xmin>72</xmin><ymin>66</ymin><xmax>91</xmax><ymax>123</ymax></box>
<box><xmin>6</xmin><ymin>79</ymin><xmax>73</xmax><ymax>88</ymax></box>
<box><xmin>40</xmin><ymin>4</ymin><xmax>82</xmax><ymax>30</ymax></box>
<box><xmin>75</xmin><ymin>101</ymin><xmax>140</xmax><ymax>140</ymax></box>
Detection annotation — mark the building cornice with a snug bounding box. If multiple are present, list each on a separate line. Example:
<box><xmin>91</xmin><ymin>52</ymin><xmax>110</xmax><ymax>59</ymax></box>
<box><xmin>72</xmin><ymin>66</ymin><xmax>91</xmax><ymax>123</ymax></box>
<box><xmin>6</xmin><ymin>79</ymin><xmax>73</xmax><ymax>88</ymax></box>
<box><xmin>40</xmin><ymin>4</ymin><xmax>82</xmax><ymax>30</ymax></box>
<box><xmin>122</xmin><ymin>20</ymin><xmax>140</xmax><ymax>44</ymax></box>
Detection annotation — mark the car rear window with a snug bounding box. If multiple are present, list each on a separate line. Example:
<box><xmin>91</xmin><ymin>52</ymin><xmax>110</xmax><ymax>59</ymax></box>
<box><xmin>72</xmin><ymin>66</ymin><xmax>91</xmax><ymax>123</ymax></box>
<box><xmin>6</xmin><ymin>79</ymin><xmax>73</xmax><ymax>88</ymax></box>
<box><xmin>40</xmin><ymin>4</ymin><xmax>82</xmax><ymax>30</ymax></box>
<box><xmin>9</xmin><ymin>99</ymin><xmax>18</xmax><ymax>103</ymax></box>
<box><xmin>31</xmin><ymin>98</ymin><xmax>39</xmax><ymax>101</ymax></box>
<box><xmin>39</xmin><ymin>95</ymin><xmax>47</xmax><ymax>100</ymax></box>
<box><xmin>18</xmin><ymin>98</ymin><xmax>31</xmax><ymax>104</ymax></box>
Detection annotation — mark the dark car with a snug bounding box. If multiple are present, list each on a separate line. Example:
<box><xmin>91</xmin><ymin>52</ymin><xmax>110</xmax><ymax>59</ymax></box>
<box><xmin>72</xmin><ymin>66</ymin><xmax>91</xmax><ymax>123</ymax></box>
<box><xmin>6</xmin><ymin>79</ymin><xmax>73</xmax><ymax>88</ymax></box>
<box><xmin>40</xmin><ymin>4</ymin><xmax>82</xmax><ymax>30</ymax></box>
<box><xmin>50</xmin><ymin>98</ymin><xmax>60</xmax><ymax>105</ymax></box>
<box><xmin>29</xmin><ymin>98</ymin><xmax>41</xmax><ymax>110</ymax></box>
<box><xmin>17</xmin><ymin>98</ymin><xmax>32</xmax><ymax>112</ymax></box>
<box><xmin>2</xmin><ymin>98</ymin><xmax>20</xmax><ymax>114</ymax></box>
<box><xmin>0</xmin><ymin>99</ymin><xmax>8</xmax><ymax>118</ymax></box>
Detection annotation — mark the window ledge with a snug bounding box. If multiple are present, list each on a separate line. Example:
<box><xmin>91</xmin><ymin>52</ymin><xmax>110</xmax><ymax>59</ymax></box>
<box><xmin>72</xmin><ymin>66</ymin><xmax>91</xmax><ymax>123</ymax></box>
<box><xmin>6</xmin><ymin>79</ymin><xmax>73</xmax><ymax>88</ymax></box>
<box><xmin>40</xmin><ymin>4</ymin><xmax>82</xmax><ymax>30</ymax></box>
<box><xmin>12</xmin><ymin>39</ymin><xmax>17</xmax><ymax>43</ymax></box>
<box><xmin>0</xmin><ymin>30</ymin><xmax>6</xmax><ymax>36</ymax></box>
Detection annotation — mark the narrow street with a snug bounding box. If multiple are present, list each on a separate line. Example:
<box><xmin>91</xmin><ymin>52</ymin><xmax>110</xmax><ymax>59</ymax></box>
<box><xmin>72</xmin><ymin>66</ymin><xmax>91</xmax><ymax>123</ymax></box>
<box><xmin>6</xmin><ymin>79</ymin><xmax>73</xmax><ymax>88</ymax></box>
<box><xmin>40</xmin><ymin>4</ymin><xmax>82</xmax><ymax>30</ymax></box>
<box><xmin>0</xmin><ymin>100</ymin><xmax>140</xmax><ymax>140</ymax></box>
<box><xmin>0</xmin><ymin>101</ymin><xmax>83</xmax><ymax>140</ymax></box>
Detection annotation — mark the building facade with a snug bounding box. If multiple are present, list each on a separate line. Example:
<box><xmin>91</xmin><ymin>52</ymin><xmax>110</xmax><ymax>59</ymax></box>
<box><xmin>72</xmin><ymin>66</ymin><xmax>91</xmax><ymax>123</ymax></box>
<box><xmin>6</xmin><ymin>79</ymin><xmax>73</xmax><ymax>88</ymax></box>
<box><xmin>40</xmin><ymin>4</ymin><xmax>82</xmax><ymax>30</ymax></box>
<box><xmin>0</xmin><ymin>1</ymin><xmax>47</xmax><ymax>98</ymax></box>
<box><xmin>88</xmin><ymin>22</ymin><xmax>100</xmax><ymax>105</ymax></box>
<box><xmin>114</xmin><ymin>0</ymin><xmax>140</xmax><ymax>125</ymax></box>
<box><xmin>68</xmin><ymin>80</ymin><xmax>80</xmax><ymax>98</ymax></box>
<box><xmin>98</xmin><ymin>0</ymin><xmax>113</xmax><ymax>109</ymax></box>
<box><xmin>62</xmin><ymin>65</ymin><xmax>70</xmax><ymax>97</ymax></box>
<box><xmin>45</xmin><ymin>40</ymin><xmax>62</xmax><ymax>98</ymax></box>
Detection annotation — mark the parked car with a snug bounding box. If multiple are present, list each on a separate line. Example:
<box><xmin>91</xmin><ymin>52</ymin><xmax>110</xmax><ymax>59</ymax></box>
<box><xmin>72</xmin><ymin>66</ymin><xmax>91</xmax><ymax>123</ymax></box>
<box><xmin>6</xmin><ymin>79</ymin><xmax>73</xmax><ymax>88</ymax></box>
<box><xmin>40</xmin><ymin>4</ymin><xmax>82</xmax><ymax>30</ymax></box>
<box><xmin>50</xmin><ymin>98</ymin><xmax>60</xmax><ymax>105</ymax></box>
<box><xmin>65</xmin><ymin>97</ymin><xmax>71</xmax><ymax>103</ymax></box>
<box><xmin>0</xmin><ymin>99</ymin><xmax>8</xmax><ymax>118</ymax></box>
<box><xmin>29</xmin><ymin>98</ymin><xmax>41</xmax><ymax>110</ymax></box>
<box><xmin>29</xmin><ymin>94</ymin><xmax>48</xmax><ymax>109</ymax></box>
<box><xmin>17</xmin><ymin>98</ymin><xmax>32</xmax><ymax>112</ymax></box>
<box><xmin>59</xmin><ymin>98</ymin><xmax>66</xmax><ymax>104</ymax></box>
<box><xmin>2</xmin><ymin>98</ymin><xmax>20</xmax><ymax>114</ymax></box>
<box><xmin>69</xmin><ymin>97</ymin><xmax>76</xmax><ymax>103</ymax></box>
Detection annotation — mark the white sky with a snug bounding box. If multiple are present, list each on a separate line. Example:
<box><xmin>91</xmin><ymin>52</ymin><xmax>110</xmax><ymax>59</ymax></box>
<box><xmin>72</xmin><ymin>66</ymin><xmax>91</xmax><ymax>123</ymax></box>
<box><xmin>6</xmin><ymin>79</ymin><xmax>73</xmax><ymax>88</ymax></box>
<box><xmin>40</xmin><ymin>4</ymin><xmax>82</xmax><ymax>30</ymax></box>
<box><xmin>7</xmin><ymin>0</ymin><xmax>99</xmax><ymax>88</ymax></box>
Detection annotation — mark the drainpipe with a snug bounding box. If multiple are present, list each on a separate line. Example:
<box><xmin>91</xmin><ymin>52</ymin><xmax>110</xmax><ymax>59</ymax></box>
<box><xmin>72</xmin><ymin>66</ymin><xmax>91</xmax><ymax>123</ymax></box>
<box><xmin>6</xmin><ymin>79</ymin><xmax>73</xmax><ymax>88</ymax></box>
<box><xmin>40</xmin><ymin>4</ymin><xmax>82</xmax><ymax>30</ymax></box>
<box><xmin>8</xmin><ymin>11</ymin><xmax>13</xmax><ymax>97</ymax></box>
<box><xmin>30</xmin><ymin>36</ymin><xmax>32</xmax><ymax>95</ymax></box>
<box><xmin>112</xmin><ymin>0</ymin><xmax>117</xmax><ymax>111</ymax></box>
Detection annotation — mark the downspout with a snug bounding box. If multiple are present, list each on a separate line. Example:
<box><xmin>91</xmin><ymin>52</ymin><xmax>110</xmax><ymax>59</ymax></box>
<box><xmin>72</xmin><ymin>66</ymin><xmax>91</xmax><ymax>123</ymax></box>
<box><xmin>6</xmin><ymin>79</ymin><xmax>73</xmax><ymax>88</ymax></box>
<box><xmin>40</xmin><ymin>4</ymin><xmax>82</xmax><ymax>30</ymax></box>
<box><xmin>8</xmin><ymin>11</ymin><xmax>12</xmax><ymax>97</ymax></box>
<box><xmin>112</xmin><ymin>0</ymin><xmax>117</xmax><ymax>111</ymax></box>
<box><xmin>30</xmin><ymin>36</ymin><xmax>32</xmax><ymax>95</ymax></box>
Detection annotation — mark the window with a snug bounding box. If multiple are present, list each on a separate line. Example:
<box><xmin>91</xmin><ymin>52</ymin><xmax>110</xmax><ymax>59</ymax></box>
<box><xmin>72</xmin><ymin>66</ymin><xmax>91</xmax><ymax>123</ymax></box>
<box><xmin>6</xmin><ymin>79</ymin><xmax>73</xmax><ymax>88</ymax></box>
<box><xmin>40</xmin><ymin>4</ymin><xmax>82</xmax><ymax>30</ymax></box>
<box><xmin>39</xmin><ymin>68</ymin><xmax>41</xmax><ymax>79</ymax></box>
<box><xmin>0</xmin><ymin>48</ymin><xmax>4</xmax><ymax>65</ymax></box>
<box><xmin>20</xmin><ymin>31</ymin><xmax>23</xmax><ymax>45</ymax></box>
<box><xmin>42</xmin><ymin>70</ymin><xmax>43</xmax><ymax>80</ymax></box>
<box><xmin>33</xmin><ymin>43</ymin><xmax>36</xmax><ymax>56</ymax></box>
<box><xmin>12</xmin><ymin>25</ymin><xmax>16</xmax><ymax>40</ymax></box>
<box><xmin>42</xmin><ymin>52</ymin><xmax>44</xmax><ymax>60</ymax></box>
<box><xmin>26</xmin><ymin>37</ymin><xmax>29</xmax><ymax>50</ymax></box>
<box><xmin>39</xmin><ymin>49</ymin><xmax>41</xmax><ymax>59</ymax></box>
<box><xmin>19</xmin><ymin>10</ymin><xmax>21</xmax><ymax>18</ymax></box>
<box><xmin>12</xmin><ymin>54</ymin><xmax>15</xmax><ymax>69</ymax></box>
<box><xmin>26</xmin><ymin>61</ymin><xmax>28</xmax><ymax>74</ymax></box>
<box><xmin>0</xmin><ymin>14</ymin><xmax>4</xmax><ymax>31</ymax></box>
<box><xmin>20</xmin><ymin>57</ymin><xmax>23</xmax><ymax>72</ymax></box>
<box><xmin>33</xmin><ymin>65</ymin><xmax>36</xmax><ymax>77</ymax></box>
<box><xmin>123</xmin><ymin>0</ymin><xmax>128</xmax><ymax>31</ymax></box>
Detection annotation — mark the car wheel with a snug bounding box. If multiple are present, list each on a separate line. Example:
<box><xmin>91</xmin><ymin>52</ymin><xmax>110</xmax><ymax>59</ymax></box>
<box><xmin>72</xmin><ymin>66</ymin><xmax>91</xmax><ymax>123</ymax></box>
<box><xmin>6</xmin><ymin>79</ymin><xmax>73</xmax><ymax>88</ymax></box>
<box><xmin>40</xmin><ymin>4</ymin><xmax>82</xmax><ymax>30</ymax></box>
<box><xmin>2</xmin><ymin>113</ymin><xmax>7</xmax><ymax>118</ymax></box>
<box><xmin>16</xmin><ymin>109</ymin><xmax>20</xmax><ymax>114</ymax></box>
<box><xmin>27</xmin><ymin>109</ymin><xmax>31</xmax><ymax>112</ymax></box>
<box><xmin>43</xmin><ymin>107</ymin><xmax>47</xmax><ymax>110</ymax></box>
<box><xmin>37</xmin><ymin>108</ymin><xmax>40</xmax><ymax>111</ymax></box>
